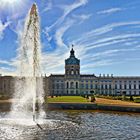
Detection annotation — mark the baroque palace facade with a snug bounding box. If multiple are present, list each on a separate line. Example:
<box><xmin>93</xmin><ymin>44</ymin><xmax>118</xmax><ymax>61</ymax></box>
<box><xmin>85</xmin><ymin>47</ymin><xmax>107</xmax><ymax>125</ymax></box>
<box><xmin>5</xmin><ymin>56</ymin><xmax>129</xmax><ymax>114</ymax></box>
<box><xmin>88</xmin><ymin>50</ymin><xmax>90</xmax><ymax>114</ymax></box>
<box><xmin>1</xmin><ymin>48</ymin><xmax>140</xmax><ymax>97</ymax></box>
<box><xmin>47</xmin><ymin>48</ymin><xmax>140</xmax><ymax>96</ymax></box>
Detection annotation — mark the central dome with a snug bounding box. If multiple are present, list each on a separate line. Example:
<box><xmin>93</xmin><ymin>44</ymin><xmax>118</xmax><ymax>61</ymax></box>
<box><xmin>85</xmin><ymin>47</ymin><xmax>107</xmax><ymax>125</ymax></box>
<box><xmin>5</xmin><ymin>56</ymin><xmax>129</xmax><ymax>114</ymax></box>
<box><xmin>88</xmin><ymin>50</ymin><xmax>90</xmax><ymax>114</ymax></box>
<box><xmin>65</xmin><ymin>48</ymin><xmax>80</xmax><ymax>65</ymax></box>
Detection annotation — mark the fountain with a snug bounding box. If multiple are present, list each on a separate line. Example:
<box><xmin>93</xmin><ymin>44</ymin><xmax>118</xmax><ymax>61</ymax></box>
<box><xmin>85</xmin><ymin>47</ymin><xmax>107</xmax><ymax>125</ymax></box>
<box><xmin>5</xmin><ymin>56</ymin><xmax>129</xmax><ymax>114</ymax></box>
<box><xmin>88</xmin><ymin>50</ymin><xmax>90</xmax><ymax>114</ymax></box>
<box><xmin>0</xmin><ymin>5</ymin><xmax>79</xmax><ymax>135</ymax></box>
<box><xmin>13</xmin><ymin>3</ymin><xmax>45</xmax><ymax>121</ymax></box>
<box><xmin>3</xmin><ymin>3</ymin><xmax>45</xmax><ymax>123</ymax></box>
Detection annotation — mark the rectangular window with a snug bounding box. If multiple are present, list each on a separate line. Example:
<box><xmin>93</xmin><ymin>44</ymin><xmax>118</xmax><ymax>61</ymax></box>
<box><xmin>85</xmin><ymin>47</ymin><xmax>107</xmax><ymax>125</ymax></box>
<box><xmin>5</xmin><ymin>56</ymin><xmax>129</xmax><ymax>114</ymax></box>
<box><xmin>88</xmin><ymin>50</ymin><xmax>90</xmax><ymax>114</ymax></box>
<box><xmin>120</xmin><ymin>85</ymin><xmax>122</xmax><ymax>89</ymax></box>
<box><xmin>56</xmin><ymin>84</ymin><xmax>59</xmax><ymax>89</ymax></box>
<box><xmin>76</xmin><ymin>82</ymin><xmax>78</xmax><ymax>89</ymax></box>
<box><xmin>90</xmin><ymin>84</ymin><xmax>93</xmax><ymax>89</ymax></box>
<box><xmin>101</xmin><ymin>85</ymin><xmax>103</xmax><ymax>89</ymax></box>
<box><xmin>81</xmin><ymin>84</ymin><xmax>84</xmax><ymax>88</ymax></box>
<box><xmin>95</xmin><ymin>84</ymin><xmax>98</xmax><ymax>89</ymax></box>
<box><xmin>124</xmin><ymin>85</ymin><xmax>126</xmax><ymax>89</ymax></box>
<box><xmin>86</xmin><ymin>84</ymin><xmax>88</xmax><ymax>89</ymax></box>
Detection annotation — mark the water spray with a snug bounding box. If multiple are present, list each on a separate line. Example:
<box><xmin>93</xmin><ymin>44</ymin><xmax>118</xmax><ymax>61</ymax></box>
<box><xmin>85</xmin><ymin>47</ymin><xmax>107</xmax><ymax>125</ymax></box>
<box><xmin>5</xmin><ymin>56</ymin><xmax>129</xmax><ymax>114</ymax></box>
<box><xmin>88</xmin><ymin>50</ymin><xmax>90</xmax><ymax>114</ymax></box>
<box><xmin>10</xmin><ymin>3</ymin><xmax>45</xmax><ymax>123</ymax></box>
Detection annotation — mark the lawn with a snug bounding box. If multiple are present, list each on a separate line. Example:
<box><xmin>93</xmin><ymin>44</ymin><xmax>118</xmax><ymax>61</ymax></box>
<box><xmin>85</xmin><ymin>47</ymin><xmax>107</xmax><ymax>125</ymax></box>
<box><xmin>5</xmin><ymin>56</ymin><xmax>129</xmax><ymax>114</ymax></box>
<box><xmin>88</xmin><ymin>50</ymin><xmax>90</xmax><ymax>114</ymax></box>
<box><xmin>95</xmin><ymin>95</ymin><xmax>140</xmax><ymax>103</ymax></box>
<box><xmin>48</xmin><ymin>96</ymin><xmax>89</xmax><ymax>103</ymax></box>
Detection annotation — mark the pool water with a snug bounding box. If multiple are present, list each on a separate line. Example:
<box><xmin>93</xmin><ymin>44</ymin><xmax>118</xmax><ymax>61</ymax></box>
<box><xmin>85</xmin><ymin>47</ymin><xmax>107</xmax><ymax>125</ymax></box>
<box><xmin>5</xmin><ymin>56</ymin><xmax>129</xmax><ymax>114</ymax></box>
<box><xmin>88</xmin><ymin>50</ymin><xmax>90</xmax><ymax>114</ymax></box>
<box><xmin>0</xmin><ymin>110</ymin><xmax>140</xmax><ymax>140</ymax></box>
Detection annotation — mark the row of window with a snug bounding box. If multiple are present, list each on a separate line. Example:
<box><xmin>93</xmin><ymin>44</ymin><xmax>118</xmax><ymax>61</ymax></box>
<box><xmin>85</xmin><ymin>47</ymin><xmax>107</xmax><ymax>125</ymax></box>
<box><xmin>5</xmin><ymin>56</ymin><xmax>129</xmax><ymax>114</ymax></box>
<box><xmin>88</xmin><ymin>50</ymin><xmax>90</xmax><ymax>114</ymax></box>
<box><xmin>52</xmin><ymin>90</ymin><xmax>140</xmax><ymax>95</ymax></box>
<box><xmin>66</xmin><ymin>82</ymin><xmax>78</xmax><ymax>89</ymax></box>
<box><xmin>52</xmin><ymin>83</ymin><xmax>140</xmax><ymax>90</ymax></box>
<box><xmin>66</xmin><ymin>70</ymin><xmax>79</xmax><ymax>75</ymax></box>
<box><xmin>115</xmin><ymin>81</ymin><xmax>140</xmax><ymax>83</ymax></box>
<box><xmin>100</xmin><ymin>91</ymin><xmax>140</xmax><ymax>95</ymax></box>
<box><xmin>81</xmin><ymin>80</ymin><xmax>98</xmax><ymax>83</ymax></box>
<box><xmin>114</xmin><ymin>84</ymin><xmax>140</xmax><ymax>90</ymax></box>
<box><xmin>97</xmin><ymin>84</ymin><xmax>140</xmax><ymax>90</ymax></box>
<box><xmin>53</xmin><ymin>80</ymin><xmax>140</xmax><ymax>83</ymax></box>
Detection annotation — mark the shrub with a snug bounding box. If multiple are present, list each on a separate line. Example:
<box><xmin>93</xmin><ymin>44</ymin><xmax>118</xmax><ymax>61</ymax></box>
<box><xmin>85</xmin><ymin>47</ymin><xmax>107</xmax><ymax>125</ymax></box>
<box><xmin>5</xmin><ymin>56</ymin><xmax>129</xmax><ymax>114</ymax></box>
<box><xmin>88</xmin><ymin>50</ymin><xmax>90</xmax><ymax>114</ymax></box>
<box><xmin>0</xmin><ymin>95</ymin><xmax>10</xmax><ymax>100</ymax></box>
<box><xmin>130</xmin><ymin>96</ymin><xmax>134</xmax><ymax>101</ymax></box>
<box><xmin>89</xmin><ymin>95</ymin><xmax>96</xmax><ymax>102</ymax></box>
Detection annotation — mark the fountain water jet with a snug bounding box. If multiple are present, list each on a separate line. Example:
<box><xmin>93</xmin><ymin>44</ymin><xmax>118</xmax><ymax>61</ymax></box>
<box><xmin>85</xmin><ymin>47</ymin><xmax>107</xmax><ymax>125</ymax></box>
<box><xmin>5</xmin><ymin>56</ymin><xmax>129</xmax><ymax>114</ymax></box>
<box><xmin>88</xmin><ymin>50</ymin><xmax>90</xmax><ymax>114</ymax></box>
<box><xmin>9</xmin><ymin>3</ymin><xmax>45</xmax><ymax>121</ymax></box>
<box><xmin>0</xmin><ymin>4</ymin><xmax>80</xmax><ymax>138</ymax></box>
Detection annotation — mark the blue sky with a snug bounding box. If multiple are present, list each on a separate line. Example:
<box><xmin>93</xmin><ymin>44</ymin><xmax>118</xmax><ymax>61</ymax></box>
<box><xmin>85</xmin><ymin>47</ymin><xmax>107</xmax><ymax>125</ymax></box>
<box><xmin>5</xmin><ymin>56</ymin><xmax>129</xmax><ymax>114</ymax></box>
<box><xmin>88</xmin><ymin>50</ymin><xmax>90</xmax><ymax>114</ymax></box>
<box><xmin>0</xmin><ymin>0</ymin><xmax>140</xmax><ymax>76</ymax></box>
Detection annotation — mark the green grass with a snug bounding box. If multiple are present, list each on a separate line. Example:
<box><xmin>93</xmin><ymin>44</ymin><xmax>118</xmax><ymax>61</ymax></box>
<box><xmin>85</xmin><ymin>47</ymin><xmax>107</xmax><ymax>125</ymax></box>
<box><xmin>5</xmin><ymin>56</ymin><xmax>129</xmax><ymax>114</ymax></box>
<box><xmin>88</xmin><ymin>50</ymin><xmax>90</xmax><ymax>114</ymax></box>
<box><xmin>48</xmin><ymin>96</ymin><xmax>89</xmax><ymax>103</ymax></box>
<box><xmin>134</xmin><ymin>98</ymin><xmax>140</xmax><ymax>103</ymax></box>
<box><xmin>95</xmin><ymin>95</ymin><xmax>140</xmax><ymax>103</ymax></box>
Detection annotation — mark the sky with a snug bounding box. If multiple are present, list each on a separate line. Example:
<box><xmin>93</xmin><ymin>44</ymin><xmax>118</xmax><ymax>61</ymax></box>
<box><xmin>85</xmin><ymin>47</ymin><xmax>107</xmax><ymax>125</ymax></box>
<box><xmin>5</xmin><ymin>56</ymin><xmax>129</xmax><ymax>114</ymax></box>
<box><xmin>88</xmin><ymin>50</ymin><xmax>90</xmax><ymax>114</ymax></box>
<box><xmin>0</xmin><ymin>0</ymin><xmax>140</xmax><ymax>76</ymax></box>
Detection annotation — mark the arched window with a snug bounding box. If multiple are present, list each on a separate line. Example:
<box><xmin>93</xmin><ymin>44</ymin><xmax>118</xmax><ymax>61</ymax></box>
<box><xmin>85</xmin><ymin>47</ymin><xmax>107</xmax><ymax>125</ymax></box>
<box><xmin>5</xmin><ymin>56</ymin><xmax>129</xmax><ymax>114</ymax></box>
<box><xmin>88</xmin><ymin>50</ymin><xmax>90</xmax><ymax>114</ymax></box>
<box><xmin>71</xmin><ymin>70</ymin><xmax>74</xmax><ymax>75</ymax></box>
<box><xmin>70</xmin><ymin>82</ymin><xmax>74</xmax><ymax>88</ymax></box>
<box><xmin>76</xmin><ymin>70</ymin><xmax>79</xmax><ymax>75</ymax></box>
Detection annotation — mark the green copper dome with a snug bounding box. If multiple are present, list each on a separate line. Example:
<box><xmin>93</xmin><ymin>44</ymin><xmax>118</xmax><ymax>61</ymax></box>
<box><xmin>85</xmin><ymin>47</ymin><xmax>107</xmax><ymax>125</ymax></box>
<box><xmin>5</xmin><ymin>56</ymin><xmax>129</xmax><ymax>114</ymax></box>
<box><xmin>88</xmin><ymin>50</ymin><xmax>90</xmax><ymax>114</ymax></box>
<box><xmin>65</xmin><ymin>48</ymin><xmax>80</xmax><ymax>65</ymax></box>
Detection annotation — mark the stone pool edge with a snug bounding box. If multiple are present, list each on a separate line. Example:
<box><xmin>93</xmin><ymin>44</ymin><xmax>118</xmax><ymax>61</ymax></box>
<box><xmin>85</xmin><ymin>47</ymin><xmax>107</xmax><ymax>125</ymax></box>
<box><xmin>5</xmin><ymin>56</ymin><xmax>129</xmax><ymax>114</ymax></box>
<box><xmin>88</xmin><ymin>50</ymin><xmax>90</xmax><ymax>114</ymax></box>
<box><xmin>0</xmin><ymin>102</ymin><xmax>140</xmax><ymax>113</ymax></box>
<box><xmin>48</xmin><ymin>103</ymin><xmax>140</xmax><ymax>113</ymax></box>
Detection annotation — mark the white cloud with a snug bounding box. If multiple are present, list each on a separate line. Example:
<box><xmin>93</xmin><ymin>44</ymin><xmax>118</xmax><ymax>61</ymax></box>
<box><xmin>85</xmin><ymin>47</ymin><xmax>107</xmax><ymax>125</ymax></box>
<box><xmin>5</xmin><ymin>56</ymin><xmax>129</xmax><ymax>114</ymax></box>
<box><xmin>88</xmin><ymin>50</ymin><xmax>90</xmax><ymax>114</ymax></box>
<box><xmin>62</xmin><ymin>0</ymin><xmax>88</xmax><ymax>17</ymax></box>
<box><xmin>0</xmin><ymin>60</ymin><xmax>9</xmax><ymax>65</ymax></box>
<box><xmin>55</xmin><ymin>19</ymin><xmax>75</xmax><ymax>47</ymax></box>
<box><xmin>0</xmin><ymin>20</ymin><xmax>11</xmax><ymax>40</ymax></box>
<box><xmin>75</xmin><ymin>14</ymin><xmax>91</xmax><ymax>20</ymax></box>
<box><xmin>0</xmin><ymin>58</ymin><xmax>19</xmax><ymax>76</ymax></box>
<box><xmin>91</xmin><ymin>48</ymin><xmax>139</xmax><ymax>60</ymax></box>
<box><xmin>74</xmin><ymin>21</ymin><xmax>140</xmax><ymax>46</ymax></box>
<box><xmin>86</xmin><ymin>33</ymin><xmax>140</xmax><ymax>50</ymax></box>
<box><xmin>43</xmin><ymin>0</ymin><xmax>89</xmax><ymax>51</ymax></box>
<box><xmin>81</xmin><ymin>59</ymin><xmax>116</xmax><ymax>73</ymax></box>
<box><xmin>41</xmin><ymin>49</ymin><xmax>69</xmax><ymax>75</ymax></box>
<box><xmin>10</xmin><ymin>19</ymin><xmax>24</xmax><ymax>44</ymax></box>
<box><xmin>97</xmin><ymin>8</ymin><xmax>122</xmax><ymax>15</ymax></box>
<box><xmin>0</xmin><ymin>67</ymin><xmax>15</xmax><ymax>76</ymax></box>
<box><xmin>72</xmin><ymin>13</ymin><xmax>92</xmax><ymax>24</ymax></box>
<box><xmin>42</xmin><ymin>0</ymin><xmax>52</xmax><ymax>13</ymax></box>
<box><xmin>79</xmin><ymin>44</ymin><xmax>140</xmax><ymax>74</ymax></box>
<box><xmin>46</xmin><ymin>0</ymin><xmax>88</xmax><ymax>32</ymax></box>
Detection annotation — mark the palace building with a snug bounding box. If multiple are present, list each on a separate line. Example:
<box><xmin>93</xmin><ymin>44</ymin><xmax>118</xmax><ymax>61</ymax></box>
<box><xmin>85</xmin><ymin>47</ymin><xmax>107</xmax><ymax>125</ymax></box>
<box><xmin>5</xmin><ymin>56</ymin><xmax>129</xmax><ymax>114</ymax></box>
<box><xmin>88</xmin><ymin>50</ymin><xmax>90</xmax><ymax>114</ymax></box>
<box><xmin>1</xmin><ymin>48</ymin><xmax>140</xmax><ymax>97</ymax></box>
<box><xmin>47</xmin><ymin>48</ymin><xmax>140</xmax><ymax>96</ymax></box>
